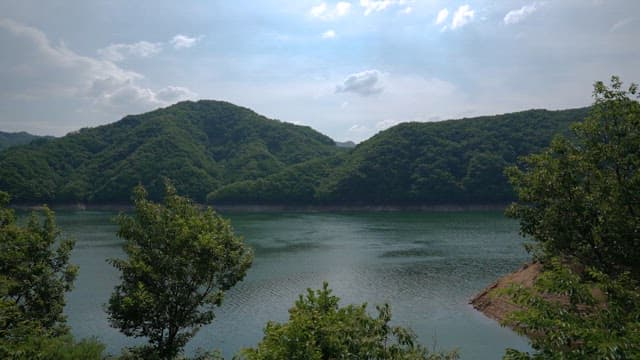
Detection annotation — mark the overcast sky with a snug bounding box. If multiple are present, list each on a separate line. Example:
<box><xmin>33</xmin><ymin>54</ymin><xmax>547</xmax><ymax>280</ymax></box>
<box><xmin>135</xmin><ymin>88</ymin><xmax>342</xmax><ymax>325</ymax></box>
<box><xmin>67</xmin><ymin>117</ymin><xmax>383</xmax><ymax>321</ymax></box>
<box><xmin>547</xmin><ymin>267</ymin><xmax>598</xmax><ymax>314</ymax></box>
<box><xmin>0</xmin><ymin>0</ymin><xmax>638</xmax><ymax>142</ymax></box>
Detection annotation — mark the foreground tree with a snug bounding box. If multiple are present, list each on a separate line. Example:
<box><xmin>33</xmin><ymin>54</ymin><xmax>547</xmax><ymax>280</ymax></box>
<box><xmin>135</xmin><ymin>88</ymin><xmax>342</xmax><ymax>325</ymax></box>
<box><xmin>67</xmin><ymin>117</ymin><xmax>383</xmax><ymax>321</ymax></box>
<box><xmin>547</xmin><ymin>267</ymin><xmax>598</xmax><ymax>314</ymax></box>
<box><xmin>107</xmin><ymin>182</ymin><xmax>253</xmax><ymax>359</ymax></box>
<box><xmin>0</xmin><ymin>191</ymin><xmax>77</xmax><ymax>331</ymax></box>
<box><xmin>0</xmin><ymin>191</ymin><xmax>104</xmax><ymax>359</ymax></box>
<box><xmin>502</xmin><ymin>259</ymin><xmax>640</xmax><ymax>359</ymax></box>
<box><xmin>506</xmin><ymin>76</ymin><xmax>640</xmax><ymax>276</ymax></box>
<box><xmin>242</xmin><ymin>283</ymin><xmax>459</xmax><ymax>360</ymax></box>
<box><xmin>503</xmin><ymin>77</ymin><xmax>640</xmax><ymax>359</ymax></box>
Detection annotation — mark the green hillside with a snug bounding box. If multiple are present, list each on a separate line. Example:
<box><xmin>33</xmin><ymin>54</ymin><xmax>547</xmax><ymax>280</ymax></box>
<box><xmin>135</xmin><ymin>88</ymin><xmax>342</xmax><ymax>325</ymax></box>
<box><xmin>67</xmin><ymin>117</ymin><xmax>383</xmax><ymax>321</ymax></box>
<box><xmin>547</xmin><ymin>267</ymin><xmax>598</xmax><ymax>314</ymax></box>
<box><xmin>0</xmin><ymin>103</ymin><xmax>591</xmax><ymax>206</ymax></box>
<box><xmin>208</xmin><ymin>154</ymin><xmax>348</xmax><ymax>204</ymax></box>
<box><xmin>316</xmin><ymin>108</ymin><xmax>590</xmax><ymax>205</ymax></box>
<box><xmin>0</xmin><ymin>100</ymin><xmax>339</xmax><ymax>203</ymax></box>
<box><xmin>0</xmin><ymin>131</ymin><xmax>49</xmax><ymax>151</ymax></box>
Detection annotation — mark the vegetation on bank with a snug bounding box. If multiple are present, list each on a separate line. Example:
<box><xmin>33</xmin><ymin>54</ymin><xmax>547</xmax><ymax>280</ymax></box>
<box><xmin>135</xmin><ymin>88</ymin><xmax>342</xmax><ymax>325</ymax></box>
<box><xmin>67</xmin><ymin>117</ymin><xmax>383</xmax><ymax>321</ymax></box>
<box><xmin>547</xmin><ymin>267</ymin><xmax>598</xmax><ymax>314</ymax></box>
<box><xmin>501</xmin><ymin>76</ymin><xmax>640</xmax><ymax>358</ymax></box>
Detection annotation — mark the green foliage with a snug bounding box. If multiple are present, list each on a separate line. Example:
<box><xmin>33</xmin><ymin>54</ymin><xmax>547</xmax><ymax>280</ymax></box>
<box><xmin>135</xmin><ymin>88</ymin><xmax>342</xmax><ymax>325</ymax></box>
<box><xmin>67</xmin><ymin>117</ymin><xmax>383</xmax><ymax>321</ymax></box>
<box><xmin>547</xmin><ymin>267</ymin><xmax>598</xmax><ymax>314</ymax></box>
<box><xmin>502</xmin><ymin>259</ymin><xmax>640</xmax><ymax>359</ymax></box>
<box><xmin>503</xmin><ymin>77</ymin><xmax>640</xmax><ymax>359</ymax></box>
<box><xmin>117</xmin><ymin>346</ymin><xmax>224</xmax><ymax>360</ymax></box>
<box><xmin>0</xmin><ymin>332</ymin><xmax>105</xmax><ymax>360</ymax></box>
<box><xmin>318</xmin><ymin>108</ymin><xmax>588</xmax><ymax>205</ymax></box>
<box><xmin>242</xmin><ymin>283</ymin><xmax>458</xmax><ymax>360</ymax></box>
<box><xmin>107</xmin><ymin>182</ymin><xmax>253</xmax><ymax>359</ymax></box>
<box><xmin>506</xmin><ymin>77</ymin><xmax>640</xmax><ymax>275</ymax></box>
<box><xmin>208</xmin><ymin>154</ymin><xmax>347</xmax><ymax>204</ymax></box>
<box><xmin>0</xmin><ymin>191</ymin><xmax>78</xmax><ymax>332</ymax></box>
<box><xmin>0</xmin><ymin>190</ymin><xmax>104</xmax><ymax>359</ymax></box>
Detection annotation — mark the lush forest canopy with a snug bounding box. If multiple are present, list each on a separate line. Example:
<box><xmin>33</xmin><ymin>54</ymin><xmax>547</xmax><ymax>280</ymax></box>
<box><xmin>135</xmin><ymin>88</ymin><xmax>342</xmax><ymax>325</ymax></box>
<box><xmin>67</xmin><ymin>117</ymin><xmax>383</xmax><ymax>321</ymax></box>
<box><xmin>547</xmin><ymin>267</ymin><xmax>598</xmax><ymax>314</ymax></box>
<box><xmin>0</xmin><ymin>100</ymin><xmax>339</xmax><ymax>203</ymax></box>
<box><xmin>316</xmin><ymin>108</ymin><xmax>589</xmax><ymax>205</ymax></box>
<box><xmin>0</xmin><ymin>100</ymin><xmax>589</xmax><ymax>206</ymax></box>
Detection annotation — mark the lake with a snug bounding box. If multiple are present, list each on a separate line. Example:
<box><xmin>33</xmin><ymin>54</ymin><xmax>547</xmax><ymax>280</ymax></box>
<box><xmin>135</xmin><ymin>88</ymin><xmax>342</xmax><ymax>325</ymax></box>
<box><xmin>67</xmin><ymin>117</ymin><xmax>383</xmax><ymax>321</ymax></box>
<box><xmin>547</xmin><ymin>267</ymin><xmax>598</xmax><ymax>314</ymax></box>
<box><xmin>54</xmin><ymin>210</ymin><xmax>532</xmax><ymax>359</ymax></box>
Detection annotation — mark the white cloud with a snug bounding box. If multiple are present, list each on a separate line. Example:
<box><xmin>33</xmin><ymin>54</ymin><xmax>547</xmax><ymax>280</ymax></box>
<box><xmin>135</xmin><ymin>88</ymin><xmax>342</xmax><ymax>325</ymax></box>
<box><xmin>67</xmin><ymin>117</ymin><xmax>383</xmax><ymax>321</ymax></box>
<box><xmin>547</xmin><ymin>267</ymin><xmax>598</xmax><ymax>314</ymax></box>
<box><xmin>504</xmin><ymin>3</ymin><xmax>539</xmax><ymax>25</ymax></box>
<box><xmin>0</xmin><ymin>19</ymin><xmax>196</xmax><ymax>113</ymax></box>
<box><xmin>88</xmin><ymin>79</ymin><xmax>197</xmax><ymax>110</ymax></box>
<box><xmin>375</xmin><ymin>118</ymin><xmax>402</xmax><ymax>131</ymax></box>
<box><xmin>336</xmin><ymin>69</ymin><xmax>383</xmax><ymax>96</ymax></box>
<box><xmin>310</xmin><ymin>2</ymin><xmax>352</xmax><ymax>20</ymax></box>
<box><xmin>330</xmin><ymin>74</ymin><xmax>458</xmax><ymax>141</ymax></box>
<box><xmin>451</xmin><ymin>5</ymin><xmax>474</xmax><ymax>29</ymax></box>
<box><xmin>98</xmin><ymin>34</ymin><xmax>202</xmax><ymax>62</ymax></box>
<box><xmin>322</xmin><ymin>29</ymin><xmax>337</xmax><ymax>39</ymax></box>
<box><xmin>346</xmin><ymin>124</ymin><xmax>371</xmax><ymax>140</ymax></box>
<box><xmin>610</xmin><ymin>17</ymin><xmax>636</xmax><ymax>32</ymax></box>
<box><xmin>435</xmin><ymin>8</ymin><xmax>449</xmax><ymax>25</ymax></box>
<box><xmin>0</xmin><ymin>18</ymin><xmax>140</xmax><ymax>98</ymax></box>
<box><xmin>155</xmin><ymin>86</ymin><xmax>197</xmax><ymax>103</ymax></box>
<box><xmin>98</xmin><ymin>41</ymin><xmax>163</xmax><ymax>62</ymax></box>
<box><xmin>401</xmin><ymin>6</ymin><xmax>412</xmax><ymax>15</ymax></box>
<box><xmin>360</xmin><ymin>0</ymin><xmax>408</xmax><ymax>16</ymax></box>
<box><xmin>310</xmin><ymin>3</ymin><xmax>328</xmax><ymax>17</ymax></box>
<box><xmin>170</xmin><ymin>34</ymin><xmax>201</xmax><ymax>49</ymax></box>
<box><xmin>336</xmin><ymin>2</ymin><xmax>352</xmax><ymax>16</ymax></box>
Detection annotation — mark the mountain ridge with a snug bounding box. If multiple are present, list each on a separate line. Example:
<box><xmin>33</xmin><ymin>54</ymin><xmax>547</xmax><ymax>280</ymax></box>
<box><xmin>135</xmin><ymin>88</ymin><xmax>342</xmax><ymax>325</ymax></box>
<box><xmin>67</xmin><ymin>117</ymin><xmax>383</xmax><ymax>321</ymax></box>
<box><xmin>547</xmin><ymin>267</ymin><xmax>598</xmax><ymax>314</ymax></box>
<box><xmin>0</xmin><ymin>102</ymin><xmax>590</xmax><ymax>205</ymax></box>
<box><xmin>0</xmin><ymin>100</ymin><xmax>341</xmax><ymax>203</ymax></box>
<box><xmin>0</xmin><ymin>131</ymin><xmax>52</xmax><ymax>151</ymax></box>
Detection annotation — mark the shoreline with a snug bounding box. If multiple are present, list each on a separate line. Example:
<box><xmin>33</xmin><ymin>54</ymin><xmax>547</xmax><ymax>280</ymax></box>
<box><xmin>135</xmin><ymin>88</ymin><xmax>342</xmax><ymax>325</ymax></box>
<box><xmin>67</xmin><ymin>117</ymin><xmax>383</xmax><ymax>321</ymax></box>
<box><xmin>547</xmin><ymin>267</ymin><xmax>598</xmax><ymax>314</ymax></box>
<box><xmin>470</xmin><ymin>262</ymin><xmax>541</xmax><ymax>326</ymax></box>
<box><xmin>11</xmin><ymin>203</ymin><xmax>510</xmax><ymax>213</ymax></box>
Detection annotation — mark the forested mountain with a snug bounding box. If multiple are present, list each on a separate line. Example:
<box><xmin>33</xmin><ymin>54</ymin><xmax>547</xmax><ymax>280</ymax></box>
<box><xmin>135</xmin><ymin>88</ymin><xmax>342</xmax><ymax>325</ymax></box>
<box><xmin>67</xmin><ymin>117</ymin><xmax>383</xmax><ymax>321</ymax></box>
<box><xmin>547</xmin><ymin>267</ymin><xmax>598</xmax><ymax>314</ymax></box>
<box><xmin>317</xmin><ymin>108</ymin><xmax>590</xmax><ymax>204</ymax></box>
<box><xmin>0</xmin><ymin>101</ymin><xmax>340</xmax><ymax>203</ymax></box>
<box><xmin>209</xmin><ymin>107</ymin><xmax>589</xmax><ymax>205</ymax></box>
<box><xmin>0</xmin><ymin>103</ymin><xmax>590</xmax><ymax>205</ymax></box>
<box><xmin>0</xmin><ymin>131</ymin><xmax>49</xmax><ymax>151</ymax></box>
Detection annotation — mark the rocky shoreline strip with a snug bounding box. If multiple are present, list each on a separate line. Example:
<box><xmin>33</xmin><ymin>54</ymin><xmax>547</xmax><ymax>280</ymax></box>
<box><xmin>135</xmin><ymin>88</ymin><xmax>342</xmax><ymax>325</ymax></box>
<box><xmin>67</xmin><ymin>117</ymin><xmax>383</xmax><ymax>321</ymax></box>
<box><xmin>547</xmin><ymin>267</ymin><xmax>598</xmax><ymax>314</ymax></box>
<box><xmin>470</xmin><ymin>262</ymin><xmax>542</xmax><ymax>325</ymax></box>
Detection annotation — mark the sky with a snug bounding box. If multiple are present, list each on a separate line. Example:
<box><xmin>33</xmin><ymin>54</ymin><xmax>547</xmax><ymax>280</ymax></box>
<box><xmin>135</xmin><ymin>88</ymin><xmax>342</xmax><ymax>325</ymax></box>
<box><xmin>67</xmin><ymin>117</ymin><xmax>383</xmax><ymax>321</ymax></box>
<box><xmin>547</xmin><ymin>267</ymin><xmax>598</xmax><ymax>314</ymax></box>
<box><xmin>0</xmin><ymin>0</ymin><xmax>638</xmax><ymax>142</ymax></box>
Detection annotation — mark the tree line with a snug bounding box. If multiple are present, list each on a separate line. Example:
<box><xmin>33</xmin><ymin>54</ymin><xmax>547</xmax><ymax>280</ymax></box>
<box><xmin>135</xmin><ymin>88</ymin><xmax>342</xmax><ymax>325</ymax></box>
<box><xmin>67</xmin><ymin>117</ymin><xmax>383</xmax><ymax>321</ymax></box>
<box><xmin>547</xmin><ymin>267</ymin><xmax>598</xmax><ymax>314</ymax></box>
<box><xmin>0</xmin><ymin>99</ymin><xmax>589</xmax><ymax>207</ymax></box>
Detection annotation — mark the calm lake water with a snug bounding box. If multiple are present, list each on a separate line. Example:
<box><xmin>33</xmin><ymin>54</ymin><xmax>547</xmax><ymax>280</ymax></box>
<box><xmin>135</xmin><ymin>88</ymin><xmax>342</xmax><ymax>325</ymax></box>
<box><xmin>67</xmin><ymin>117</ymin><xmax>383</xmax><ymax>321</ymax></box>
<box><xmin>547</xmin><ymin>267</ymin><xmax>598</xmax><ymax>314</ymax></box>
<box><xmin>53</xmin><ymin>210</ymin><xmax>531</xmax><ymax>359</ymax></box>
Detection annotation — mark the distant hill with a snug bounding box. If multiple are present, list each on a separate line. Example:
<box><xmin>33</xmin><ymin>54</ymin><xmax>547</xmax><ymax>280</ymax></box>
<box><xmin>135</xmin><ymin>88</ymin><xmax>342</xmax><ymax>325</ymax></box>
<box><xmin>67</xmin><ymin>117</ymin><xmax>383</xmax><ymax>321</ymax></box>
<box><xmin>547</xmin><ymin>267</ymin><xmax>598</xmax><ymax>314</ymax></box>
<box><xmin>0</xmin><ymin>103</ymin><xmax>591</xmax><ymax>206</ymax></box>
<box><xmin>0</xmin><ymin>131</ymin><xmax>50</xmax><ymax>151</ymax></box>
<box><xmin>0</xmin><ymin>100</ymin><xmax>340</xmax><ymax>203</ymax></box>
<box><xmin>335</xmin><ymin>141</ymin><xmax>356</xmax><ymax>148</ymax></box>
<box><xmin>209</xmin><ymin>108</ymin><xmax>590</xmax><ymax>205</ymax></box>
<box><xmin>316</xmin><ymin>108</ymin><xmax>590</xmax><ymax>205</ymax></box>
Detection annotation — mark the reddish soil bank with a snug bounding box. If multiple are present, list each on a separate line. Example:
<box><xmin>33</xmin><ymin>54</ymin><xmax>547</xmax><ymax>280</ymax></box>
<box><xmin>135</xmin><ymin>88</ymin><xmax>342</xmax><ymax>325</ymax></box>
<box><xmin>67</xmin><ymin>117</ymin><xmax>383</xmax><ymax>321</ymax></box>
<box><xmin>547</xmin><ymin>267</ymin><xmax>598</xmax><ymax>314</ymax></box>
<box><xmin>470</xmin><ymin>262</ymin><xmax>542</xmax><ymax>324</ymax></box>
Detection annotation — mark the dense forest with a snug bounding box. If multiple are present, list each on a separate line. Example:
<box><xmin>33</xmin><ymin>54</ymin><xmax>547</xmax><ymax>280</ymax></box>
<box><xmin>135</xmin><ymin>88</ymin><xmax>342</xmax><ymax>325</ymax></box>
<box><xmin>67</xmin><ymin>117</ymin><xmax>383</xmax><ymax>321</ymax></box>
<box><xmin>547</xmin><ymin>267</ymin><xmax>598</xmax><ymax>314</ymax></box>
<box><xmin>239</xmin><ymin>108</ymin><xmax>589</xmax><ymax>205</ymax></box>
<box><xmin>0</xmin><ymin>131</ymin><xmax>48</xmax><ymax>151</ymax></box>
<box><xmin>0</xmin><ymin>101</ymin><xmax>340</xmax><ymax>203</ymax></box>
<box><xmin>0</xmin><ymin>101</ymin><xmax>589</xmax><ymax>205</ymax></box>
